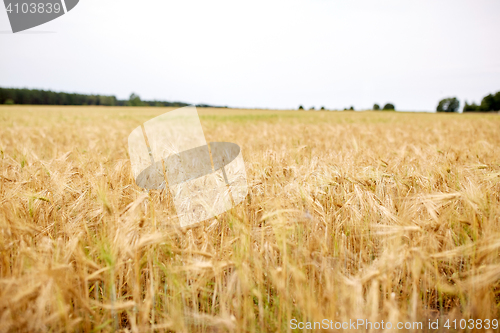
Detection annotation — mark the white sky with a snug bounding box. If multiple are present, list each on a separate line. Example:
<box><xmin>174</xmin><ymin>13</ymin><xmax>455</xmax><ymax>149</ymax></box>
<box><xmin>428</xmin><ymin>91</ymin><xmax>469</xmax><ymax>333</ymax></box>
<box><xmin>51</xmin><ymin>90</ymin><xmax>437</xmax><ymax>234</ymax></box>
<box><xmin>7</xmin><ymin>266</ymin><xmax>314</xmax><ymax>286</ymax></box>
<box><xmin>1</xmin><ymin>0</ymin><xmax>499</xmax><ymax>111</ymax></box>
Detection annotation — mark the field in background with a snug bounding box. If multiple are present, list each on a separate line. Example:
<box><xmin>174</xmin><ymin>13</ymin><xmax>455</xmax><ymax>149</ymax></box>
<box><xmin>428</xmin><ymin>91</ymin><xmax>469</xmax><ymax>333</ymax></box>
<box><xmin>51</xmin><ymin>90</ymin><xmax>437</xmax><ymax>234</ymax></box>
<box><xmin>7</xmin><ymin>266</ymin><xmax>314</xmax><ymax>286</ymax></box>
<box><xmin>0</xmin><ymin>106</ymin><xmax>499</xmax><ymax>332</ymax></box>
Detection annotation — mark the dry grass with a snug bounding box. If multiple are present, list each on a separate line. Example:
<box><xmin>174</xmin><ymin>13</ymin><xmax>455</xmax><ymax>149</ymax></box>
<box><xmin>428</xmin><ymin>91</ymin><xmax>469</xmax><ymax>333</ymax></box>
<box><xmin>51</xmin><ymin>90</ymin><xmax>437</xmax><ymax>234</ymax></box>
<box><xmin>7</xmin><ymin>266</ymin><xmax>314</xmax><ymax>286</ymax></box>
<box><xmin>0</xmin><ymin>106</ymin><xmax>499</xmax><ymax>332</ymax></box>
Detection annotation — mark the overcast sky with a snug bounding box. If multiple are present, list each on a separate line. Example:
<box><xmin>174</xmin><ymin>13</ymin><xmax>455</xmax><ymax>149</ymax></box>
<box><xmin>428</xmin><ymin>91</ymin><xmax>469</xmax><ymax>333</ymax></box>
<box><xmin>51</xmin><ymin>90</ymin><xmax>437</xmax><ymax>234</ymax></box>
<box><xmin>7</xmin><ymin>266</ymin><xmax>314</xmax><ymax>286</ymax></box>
<box><xmin>1</xmin><ymin>0</ymin><xmax>499</xmax><ymax>111</ymax></box>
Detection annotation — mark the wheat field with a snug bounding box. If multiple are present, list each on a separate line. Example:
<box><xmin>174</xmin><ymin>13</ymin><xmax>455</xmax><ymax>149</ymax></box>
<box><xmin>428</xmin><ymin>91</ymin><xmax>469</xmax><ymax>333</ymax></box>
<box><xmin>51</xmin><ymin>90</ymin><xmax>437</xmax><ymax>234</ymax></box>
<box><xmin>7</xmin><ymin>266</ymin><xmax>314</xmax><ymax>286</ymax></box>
<box><xmin>0</xmin><ymin>106</ymin><xmax>499</xmax><ymax>332</ymax></box>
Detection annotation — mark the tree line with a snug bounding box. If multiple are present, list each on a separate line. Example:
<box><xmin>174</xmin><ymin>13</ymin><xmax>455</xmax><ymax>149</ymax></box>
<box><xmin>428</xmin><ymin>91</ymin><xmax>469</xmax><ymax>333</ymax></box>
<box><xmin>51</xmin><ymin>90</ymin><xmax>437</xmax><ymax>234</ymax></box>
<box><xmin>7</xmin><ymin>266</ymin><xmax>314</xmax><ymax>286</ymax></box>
<box><xmin>298</xmin><ymin>103</ymin><xmax>396</xmax><ymax>111</ymax></box>
<box><xmin>0</xmin><ymin>87</ymin><xmax>226</xmax><ymax>108</ymax></box>
<box><xmin>299</xmin><ymin>91</ymin><xmax>500</xmax><ymax>113</ymax></box>
<box><xmin>3</xmin><ymin>87</ymin><xmax>498</xmax><ymax>112</ymax></box>
<box><xmin>437</xmin><ymin>91</ymin><xmax>500</xmax><ymax>112</ymax></box>
<box><xmin>0</xmin><ymin>87</ymin><xmax>121</xmax><ymax>106</ymax></box>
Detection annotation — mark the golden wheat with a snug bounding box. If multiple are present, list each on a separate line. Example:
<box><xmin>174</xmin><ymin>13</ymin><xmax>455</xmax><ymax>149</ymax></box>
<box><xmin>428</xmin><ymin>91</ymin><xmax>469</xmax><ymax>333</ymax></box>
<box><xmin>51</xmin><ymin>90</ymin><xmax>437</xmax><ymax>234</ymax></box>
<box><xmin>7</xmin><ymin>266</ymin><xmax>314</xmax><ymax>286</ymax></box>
<box><xmin>0</xmin><ymin>106</ymin><xmax>499</xmax><ymax>332</ymax></box>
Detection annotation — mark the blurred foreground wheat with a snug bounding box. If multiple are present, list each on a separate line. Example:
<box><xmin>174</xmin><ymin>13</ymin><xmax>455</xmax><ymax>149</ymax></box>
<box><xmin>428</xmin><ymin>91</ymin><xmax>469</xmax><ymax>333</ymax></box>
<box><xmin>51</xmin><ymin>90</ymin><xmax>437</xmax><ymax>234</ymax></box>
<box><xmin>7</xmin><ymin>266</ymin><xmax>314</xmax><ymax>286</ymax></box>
<box><xmin>0</xmin><ymin>106</ymin><xmax>499</xmax><ymax>332</ymax></box>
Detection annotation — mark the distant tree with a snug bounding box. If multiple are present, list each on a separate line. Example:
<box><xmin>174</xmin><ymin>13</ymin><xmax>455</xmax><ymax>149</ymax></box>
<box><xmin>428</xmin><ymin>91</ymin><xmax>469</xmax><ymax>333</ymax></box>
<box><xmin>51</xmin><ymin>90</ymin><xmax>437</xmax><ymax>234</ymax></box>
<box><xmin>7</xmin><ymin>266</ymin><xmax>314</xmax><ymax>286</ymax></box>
<box><xmin>373</xmin><ymin>103</ymin><xmax>380</xmax><ymax>110</ymax></box>
<box><xmin>463</xmin><ymin>101</ymin><xmax>479</xmax><ymax>112</ymax></box>
<box><xmin>309</xmin><ymin>106</ymin><xmax>315</xmax><ymax>110</ymax></box>
<box><xmin>128</xmin><ymin>93</ymin><xmax>143</xmax><ymax>107</ymax></box>
<box><xmin>436</xmin><ymin>97</ymin><xmax>459</xmax><ymax>112</ymax></box>
<box><xmin>320</xmin><ymin>106</ymin><xmax>325</xmax><ymax>110</ymax></box>
<box><xmin>4</xmin><ymin>98</ymin><xmax>14</xmax><ymax>105</ymax></box>
<box><xmin>349</xmin><ymin>106</ymin><xmax>354</xmax><ymax>110</ymax></box>
<box><xmin>480</xmin><ymin>94</ymin><xmax>494</xmax><ymax>111</ymax></box>
<box><xmin>479</xmin><ymin>92</ymin><xmax>500</xmax><ymax>111</ymax></box>
<box><xmin>298</xmin><ymin>105</ymin><xmax>304</xmax><ymax>110</ymax></box>
<box><xmin>383</xmin><ymin>103</ymin><xmax>395</xmax><ymax>110</ymax></box>
<box><xmin>494</xmin><ymin>91</ymin><xmax>500</xmax><ymax>110</ymax></box>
